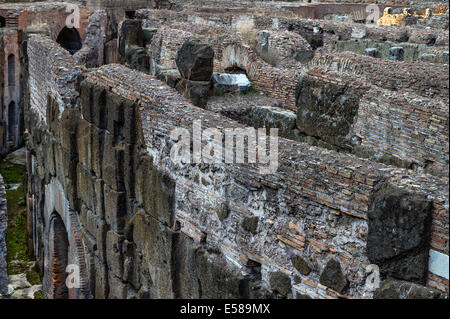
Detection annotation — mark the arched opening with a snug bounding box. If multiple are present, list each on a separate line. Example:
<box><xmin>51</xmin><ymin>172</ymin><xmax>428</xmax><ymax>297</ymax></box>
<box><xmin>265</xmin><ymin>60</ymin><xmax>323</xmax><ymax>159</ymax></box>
<box><xmin>0</xmin><ymin>16</ymin><xmax>6</xmax><ymax>28</ymax></box>
<box><xmin>125</xmin><ymin>11</ymin><xmax>136</xmax><ymax>19</ymax></box>
<box><xmin>8</xmin><ymin>101</ymin><xmax>16</xmax><ymax>142</ymax></box>
<box><xmin>8</xmin><ymin>54</ymin><xmax>15</xmax><ymax>88</ymax></box>
<box><xmin>56</xmin><ymin>27</ymin><xmax>82</xmax><ymax>55</ymax></box>
<box><xmin>49</xmin><ymin>213</ymin><xmax>69</xmax><ymax>299</ymax></box>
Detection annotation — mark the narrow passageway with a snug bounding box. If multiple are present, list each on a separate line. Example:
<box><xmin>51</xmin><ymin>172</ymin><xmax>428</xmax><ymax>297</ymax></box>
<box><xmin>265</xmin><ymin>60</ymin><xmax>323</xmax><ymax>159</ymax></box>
<box><xmin>0</xmin><ymin>148</ymin><xmax>42</xmax><ymax>299</ymax></box>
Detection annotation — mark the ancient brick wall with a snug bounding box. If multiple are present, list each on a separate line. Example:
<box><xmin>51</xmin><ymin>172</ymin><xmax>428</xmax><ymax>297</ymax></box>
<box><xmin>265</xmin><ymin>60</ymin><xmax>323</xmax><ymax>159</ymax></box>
<box><xmin>311</xmin><ymin>52</ymin><xmax>449</xmax><ymax>99</ymax></box>
<box><xmin>17</xmin><ymin>3</ymin><xmax>91</xmax><ymax>43</ymax></box>
<box><xmin>82</xmin><ymin>64</ymin><xmax>448</xmax><ymax>298</ymax></box>
<box><xmin>147</xmin><ymin>25</ymin><xmax>303</xmax><ymax>110</ymax></box>
<box><xmin>296</xmin><ymin>65</ymin><xmax>449</xmax><ymax>176</ymax></box>
<box><xmin>0</xmin><ymin>174</ymin><xmax>7</xmax><ymax>298</ymax></box>
<box><xmin>26</xmin><ymin>34</ymin><xmax>81</xmax><ymax>123</ymax></box>
<box><xmin>0</xmin><ymin>28</ymin><xmax>22</xmax><ymax>154</ymax></box>
<box><xmin>25</xmin><ymin>34</ymin><xmax>89</xmax><ymax>299</ymax></box>
<box><xmin>23</xmin><ymin>8</ymin><xmax>449</xmax><ymax>299</ymax></box>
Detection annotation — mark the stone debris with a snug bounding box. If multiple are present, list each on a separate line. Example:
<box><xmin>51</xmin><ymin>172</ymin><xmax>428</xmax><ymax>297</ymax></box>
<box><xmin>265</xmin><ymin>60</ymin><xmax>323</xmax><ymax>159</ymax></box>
<box><xmin>212</xmin><ymin>72</ymin><xmax>251</xmax><ymax>93</ymax></box>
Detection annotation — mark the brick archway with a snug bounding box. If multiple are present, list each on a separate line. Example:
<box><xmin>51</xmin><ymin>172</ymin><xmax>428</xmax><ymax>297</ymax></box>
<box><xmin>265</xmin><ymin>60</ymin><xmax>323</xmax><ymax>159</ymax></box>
<box><xmin>49</xmin><ymin>212</ymin><xmax>69</xmax><ymax>299</ymax></box>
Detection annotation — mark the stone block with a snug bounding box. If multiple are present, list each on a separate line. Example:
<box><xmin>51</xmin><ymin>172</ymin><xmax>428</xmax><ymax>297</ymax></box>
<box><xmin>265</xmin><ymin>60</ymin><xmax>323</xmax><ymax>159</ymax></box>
<box><xmin>250</xmin><ymin>106</ymin><xmax>297</xmax><ymax>140</ymax></box>
<box><xmin>108</xmin><ymin>274</ymin><xmax>127</xmax><ymax>299</ymax></box>
<box><xmin>374</xmin><ymin>278</ymin><xmax>443</xmax><ymax>299</ymax></box>
<box><xmin>367</xmin><ymin>183</ymin><xmax>432</xmax><ymax>284</ymax></box>
<box><xmin>106</xmin><ymin>230</ymin><xmax>125</xmax><ymax>278</ymax></box>
<box><xmin>132</xmin><ymin>209</ymin><xmax>176</xmax><ymax>298</ymax></box>
<box><xmin>102</xmin><ymin>132</ymin><xmax>125</xmax><ymax>192</ymax></box>
<box><xmin>291</xmin><ymin>255</ymin><xmax>311</xmax><ymax>276</ymax></box>
<box><xmin>136</xmin><ymin>154</ymin><xmax>175</xmax><ymax>226</ymax></box>
<box><xmin>269</xmin><ymin>272</ymin><xmax>292</xmax><ymax>297</ymax></box>
<box><xmin>319</xmin><ymin>259</ymin><xmax>348</xmax><ymax>294</ymax></box>
<box><xmin>175</xmin><ymin>40</ymin><xmax>214</xmax><ymax>81</ymax></box>
<box><xmin>365</xmin><ymin>48</ymin><xmax>379</xmax><ymax>58</ymax></box>
<box><xmin>389</xmin><ymin>47</ymin><xmax>404</xmax><ymax>61</ymax></box>
<box><xmin>119</xmin><ymin>19</ymin><xmax>144</xmax><ymax>58</ymax></box>
<box><xmin>104</xmin><ymin>185</ymin><xmax>127</xmax><ymax>234</ymax></box>
<box><xmin>77</xmin><ymin>118</ymin><xmax>92</xmax><ymax>170</ymax></box>
<box><xmin>296</xmin><ymin>69</ymin><xmax>366</xmax><ymax>149</ymax></box>
<box><xmin>175</xmin><ymin>79</ymin><xmax>211</xmax><ymax>109</ymax></box>
<box><xmin>242</xmin><ymin>216</ymin><xmax>259</xmax><ymax>234</ymax></box>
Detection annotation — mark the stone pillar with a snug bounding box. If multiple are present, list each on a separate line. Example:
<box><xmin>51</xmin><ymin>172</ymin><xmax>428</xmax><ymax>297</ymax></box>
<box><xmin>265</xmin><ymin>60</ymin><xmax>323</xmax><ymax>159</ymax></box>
<box><xmin>365</xmin><ymin>48</ymin><xmax>379</xmax><ymax>58</ymax></box>
<box><xmin>389</xmin><ymin>47</ymin><xmax>404</xmax><ymax>61</ymax></box>
<box><xmin>259</xmin><ymin>30</ymin><xmax>270</xmax><ymax>55</ymax></box>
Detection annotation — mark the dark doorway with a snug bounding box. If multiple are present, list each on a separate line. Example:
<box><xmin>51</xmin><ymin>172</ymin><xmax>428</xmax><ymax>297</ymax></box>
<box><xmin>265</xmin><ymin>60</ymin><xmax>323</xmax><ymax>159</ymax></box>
<box><xmin>8</xmin><ymin>101</ymin><xmax>15</xmax><ymax>142</ymax></box>
<box><xmin>50</xmin><ymin>213</ymin><xmax>69</xmax><ymax>299</ymax></box>
<box><xmin>56</xmin><ymin>27</ymin><xmax>82</xmax><ymax>55</ymax></box>
<box><xmin>0</xmin><ymin>16</ymin><xmax>6</xmax><ymax>28</ymax></box>
<box><xmin>125</xmin><ymin>11</ymin><xmax>136</xmax><ymax>19</ymax></box>
<box><xmin>8</xmin><ymin>54</ymin><xmax>15</xmax><ymax>88</ymax></box>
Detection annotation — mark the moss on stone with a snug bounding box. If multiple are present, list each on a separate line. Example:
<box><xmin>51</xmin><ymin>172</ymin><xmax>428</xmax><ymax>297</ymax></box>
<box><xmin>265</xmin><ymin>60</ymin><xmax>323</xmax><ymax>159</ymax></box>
<box><xmin>0</xmin><ymin>159</ymin><xmax>40</xmax><ymax>283</ymax></box>
<box><xmin>26</xmin><ymin>271</ymin><xmax>41</xmax><ymax>286</ymax></box>
<box><xmin>33</xmin><ymin>291</ymin><xmax>44</xmax><ymax>299</ymax></box>
<box><xmin>0</xmin><ymin>161</ymin><xmax>25</xmax><ymax>184</ymax></box>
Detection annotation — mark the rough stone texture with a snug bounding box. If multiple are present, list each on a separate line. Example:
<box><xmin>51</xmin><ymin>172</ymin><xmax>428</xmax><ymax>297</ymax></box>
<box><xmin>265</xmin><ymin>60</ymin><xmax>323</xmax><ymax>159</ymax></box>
<box><xmin>175</xmin><ymin>40</ymin><xmax>214</xmax><ymax>82</ymax></box>
<box><xmin>74</xmin><ymin>10</ymin><xmax>107</xmax><ymax>68</ymax></box>
<box><xmin>82</xmin><ymin>65</ymin><xmax>448</xmax><ymax>299</ymax></box>
<box><xmin>291</xmin><ymin>255</ymin><xmax>311</xmax><ymax>276</ymax></box>
<box><xmin>389</xmin><ymin>46</ymin><xmax>405</xmax><ymax>61</ymax></box>
<box><xmin>319</xmin><ymin>259</ymin><xmax>348</xmax><ymax>294</ymax></box>
<box><xmin>175</xmin><ymin>79</ymin><xmax>210</xmax><ymax>108</ymax></box>
<box><xmin>14</xmin><ymin>1</ymin><xmax>450</xmax><ymax>300</ymax></box>
<box><xmin>242</xmin><ymin>217</ymin><xmax>259</xmax><ymax>235</ymax></box>
<box><xmin>0</xmin><ymin>175</ymin><xmax>7</xmax><ymax>298</ymax></box>
<box><xmin>250</xmin><ymin>106</ymin><xmax>298</xmax><ymax>140</ymax></box>
<box><xmin>296</xmin><ymin>66</ymin><xmax>367</xmax><ymax>150</ymax></box>
<box><xmin>119</xmin><ymin>20</ymin><xmax>144</xmax><ymax>59</ymax></box>
<box><xmin>270</xmin><ymin>271</ymin><xmax>292</xmax><ymax>297</ymax></box>
<box><xmin>374</xmin><ymin>278</ymin><xmax>444</xmax><ymax>299</ymax></box>
<box><xmin>368</xmin><ymin>183</ymin><xmax>433</xmax><ymax>284</ymax></box>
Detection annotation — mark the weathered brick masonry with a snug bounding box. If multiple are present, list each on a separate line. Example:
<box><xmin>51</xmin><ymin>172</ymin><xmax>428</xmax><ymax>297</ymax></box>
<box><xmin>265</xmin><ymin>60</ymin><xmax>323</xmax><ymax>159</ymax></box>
<box><xmin>83</xmin><ymin>64</ymin><xmax>448</xmax><ymax>297</ymax></box>
<box><xmin>296</xmin><ymin>65</ymin><xmax>449</xmax><ymax>176</ymax></box>
<box><xmin>147</xmin><ymin>24</ymin><xmax>306</xmax><ymax>111</ymax></box>
<box><xmin>18</xmin><ymin>1</ymin><xmax>449</xmax><ymax>299</ymax></box>
<box><xmin>311</xmin><ymin>52</ymin><xmax>449</xmax><ymax>99</ymax></box>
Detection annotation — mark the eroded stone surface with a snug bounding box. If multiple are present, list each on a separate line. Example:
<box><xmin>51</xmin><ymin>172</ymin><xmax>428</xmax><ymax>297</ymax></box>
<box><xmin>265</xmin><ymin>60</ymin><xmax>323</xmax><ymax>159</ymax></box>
<box><xmin>367</xmin><ymin>183</ymin><xmax>433</xmax><ymax>284</ymax></box>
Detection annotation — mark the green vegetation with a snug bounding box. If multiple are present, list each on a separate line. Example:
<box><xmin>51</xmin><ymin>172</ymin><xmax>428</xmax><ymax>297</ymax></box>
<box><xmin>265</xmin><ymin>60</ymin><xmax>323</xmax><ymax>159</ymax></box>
<box><xmin>33</xmin><ymin>291</ymin><xmax>44</xmax><ymax>299</ymax></box>
<box><xmin>26</xmin><ymin>271</ymin><xmax>41</xmax><ymax>286</ymax></box>
<box><xmin>0</xmin><ymin>157</ymin><xmax>41</xmax><ymax>286</ymax></box>
<box><xmin>0</xmin><ymin>161</ymin><xmax>25</xmax><ymax>184</ymax></box>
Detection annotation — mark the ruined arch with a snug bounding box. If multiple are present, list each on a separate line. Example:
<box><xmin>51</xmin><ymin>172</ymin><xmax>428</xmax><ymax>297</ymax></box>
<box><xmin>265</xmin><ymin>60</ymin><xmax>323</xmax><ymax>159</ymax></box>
<box><xmin>49</xmin><ymin>212</ymin><xmax>69</xmax><ymax>299</ymax></box>
<box><xmin>222</xmin><ymin>44</ymin><xmax>251</xmax><ymax>74</ymax></box>
<box><xmin>8</xmin><ymin>54</ymin><xmax>15</xmax><ymax>88</ymax></box>
<box><xmin>56</xmin><ymin>27</ymin><xmax>82</xmax><ymax>55</ymax></box>
<box><xmin>8</xmin><ymin>101</ymin><xmax>16</xmax><ymax>142</ymax></box>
